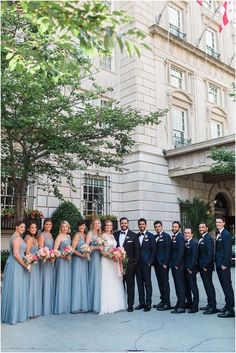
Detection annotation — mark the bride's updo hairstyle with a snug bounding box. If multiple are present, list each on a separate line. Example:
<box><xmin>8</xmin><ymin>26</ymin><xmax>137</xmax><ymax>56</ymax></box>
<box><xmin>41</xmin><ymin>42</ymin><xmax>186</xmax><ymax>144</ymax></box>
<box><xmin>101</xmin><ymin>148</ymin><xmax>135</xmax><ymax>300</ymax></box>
<box><xmin>102</xmin><ymin>219</ymin><xmax>113</xmax><ymax>234</ymax></box>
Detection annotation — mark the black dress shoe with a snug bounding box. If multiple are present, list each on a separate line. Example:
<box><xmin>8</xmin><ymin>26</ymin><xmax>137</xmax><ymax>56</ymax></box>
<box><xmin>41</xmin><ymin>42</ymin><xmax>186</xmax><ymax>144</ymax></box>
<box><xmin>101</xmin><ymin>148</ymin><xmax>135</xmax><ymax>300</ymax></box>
<box><xmin>200</xmin><ymin>305</ymin><xmax>210</xmax><ymax>311</ymax></box>
<box><xmin>144</xmin><ymin>305</ymin><xmax>151</xmax><ymax>312</ymax></box>
<box><xmin>153</xmin><ymin>302</ymin><xmax>163</xmax><ymax>309</ymax></box>
<box><xmin>135</xmin><ymin>304</ymin><xmax>145</xmax><ymax>310</ymax></box>
<box><xmin>218</xmin><ymin>310</ymin><xmax>235</xmax><ymax>318</ymax></box>
<box><xmin>217</xmin><ymin>307</ymin><xmax>226</xmax><ymax>313</ymax></box>
<box><xmin>170</xmin><ymin>308</ymin><xmax>185</xmax><ymax>314</ymax></box>
<box><xmin>157</xmin><ymin>305</ymin><xmax>171</xmax><ymax>311</ymax></box>
<box><xmin>203</xmin><ymin>308</ymin><xmax>217</xmax><ymax>314</ymax></box>
<box><xmin>127</xmin><ymin>307</ymin><xmax>134</xmax><ymax>312</ymax></box>
<box><xmin>188</xmin><ymin>308</ymin><xmax>198</xmax><ymax>313</ymax></box>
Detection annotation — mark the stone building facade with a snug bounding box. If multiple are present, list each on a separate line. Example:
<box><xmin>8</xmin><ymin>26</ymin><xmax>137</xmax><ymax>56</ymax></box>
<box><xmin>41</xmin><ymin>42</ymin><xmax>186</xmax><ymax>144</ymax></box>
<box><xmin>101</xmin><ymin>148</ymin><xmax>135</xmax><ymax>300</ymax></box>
<box><xmin>2</xmin><ymin>1</ymin><xmax>235</xmax><ymax>246</ymax></box>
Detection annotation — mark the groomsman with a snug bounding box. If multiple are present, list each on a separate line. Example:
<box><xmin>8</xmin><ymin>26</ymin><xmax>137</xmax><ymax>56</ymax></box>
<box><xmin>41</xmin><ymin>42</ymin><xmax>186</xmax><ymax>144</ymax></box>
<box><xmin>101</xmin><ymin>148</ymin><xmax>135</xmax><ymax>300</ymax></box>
<box><xmin>153</xmin><ymin>221</ymin><xmax>171</xmax><ymax>311</ymax></box>
<box><xmin>169</xmin><ymin>221</ymin><xmax>186</xmax><ymax>314</ymax></box>
<box><xmin>215</xmin><ymin>216</ymin><xmax>235</xmax><ymax>318</ymax></box>
<box><xmin>114</xmin><ymin>217</ymin><xmax>140</xmax><ymax>312</ymax></box>
<box><xmin>198</xmin><ymin>222</ymin><xmax>217</xmax><ymax>314</ymax></box>
<box><xmin>135</xmin><ymin>218</ymin><xmax>156</xmax><ymax>312</ymax></box>
<box><xmin>184</xmin><ymin>228</ymin><xmax>199</xmax><ymax>313</ymax></box>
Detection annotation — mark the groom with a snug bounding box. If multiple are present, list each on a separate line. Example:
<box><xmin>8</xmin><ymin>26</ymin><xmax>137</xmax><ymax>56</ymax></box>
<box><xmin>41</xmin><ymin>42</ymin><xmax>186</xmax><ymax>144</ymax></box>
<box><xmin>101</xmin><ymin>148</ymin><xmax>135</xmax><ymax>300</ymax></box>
<box><xmin>114</xmin><ymin>217</ymin><xmax>140</xmax><ymax>312</ymax></box>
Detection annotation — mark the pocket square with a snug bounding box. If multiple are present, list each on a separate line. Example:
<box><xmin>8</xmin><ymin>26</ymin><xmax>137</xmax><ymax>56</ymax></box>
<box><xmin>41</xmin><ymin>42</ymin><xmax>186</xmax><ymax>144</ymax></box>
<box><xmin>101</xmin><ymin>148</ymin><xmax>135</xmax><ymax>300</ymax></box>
<box><xmin>127</xmin><ymin>240</ymin><xmax>133</xmax><ymax>243</ymax></box>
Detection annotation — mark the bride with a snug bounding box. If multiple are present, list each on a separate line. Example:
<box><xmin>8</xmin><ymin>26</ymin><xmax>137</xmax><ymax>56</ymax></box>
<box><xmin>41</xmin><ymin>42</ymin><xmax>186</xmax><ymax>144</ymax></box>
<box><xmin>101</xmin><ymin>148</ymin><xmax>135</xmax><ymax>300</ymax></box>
<box><xmin>100</xmin><ymin>220</ymin><xmax>126</xmax><ymax>314</ymax></box>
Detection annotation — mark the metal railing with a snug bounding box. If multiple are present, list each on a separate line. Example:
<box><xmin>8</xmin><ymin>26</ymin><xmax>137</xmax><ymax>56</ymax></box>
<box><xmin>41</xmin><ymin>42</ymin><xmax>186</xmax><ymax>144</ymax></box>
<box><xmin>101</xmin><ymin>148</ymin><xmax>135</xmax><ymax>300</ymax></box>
<box><xmin>206</xmin><ymin>45</ymin><xmax>220</xmax><ymax>60</ymax></box>
<box><xmin>169</xmin><ymin>24</ymin><xmax>186</xmax><ymax>40</ymax></box>
<box><xmin>174</xmin><ymin>135</ymin><xmax>192</xmax><ymax>148</ymax></box>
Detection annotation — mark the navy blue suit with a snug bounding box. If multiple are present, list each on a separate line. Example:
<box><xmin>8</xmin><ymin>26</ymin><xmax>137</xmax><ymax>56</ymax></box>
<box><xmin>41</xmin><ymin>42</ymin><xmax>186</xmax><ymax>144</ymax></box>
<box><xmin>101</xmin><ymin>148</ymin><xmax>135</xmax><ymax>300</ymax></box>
<box><xmin>198</xmin><ymin>233</ymin><xmax>216</xmax><ymax>309</ymax></box>
<box><xmin>169</xmin><ymin>232</ymin><xmax>185</xmax><ymax>309</ymax></box>
<box><xmin>114</xmin><ymin>229</ymin><xmax>140</xmax><ymax>309</ymax></box>
<box><xmin>154</xmin><ymin>231</ymin><xmax>171</xmax><ymax>306</ymax></box>
<box><xmin>185</xmin><ymin>239</ymin><xmax>199</xmax><ymax>310</ymax></box>
<box><xmin>215</xmin><ymin>228</ymin><xmax>234</xmax><ymax>311</ymax></box>
<box><xmin>136</xmin><ymin>231</ymin><xmax>156</xmax><ymax>306</ymax></box>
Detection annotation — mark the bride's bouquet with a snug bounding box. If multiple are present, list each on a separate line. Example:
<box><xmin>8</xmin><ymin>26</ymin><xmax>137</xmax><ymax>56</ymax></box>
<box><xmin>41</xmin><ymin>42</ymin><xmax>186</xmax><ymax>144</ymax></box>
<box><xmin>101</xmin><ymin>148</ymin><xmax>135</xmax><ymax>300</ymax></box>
<box><xmin>80</xmin><ymin>243</ymin><xmax>92</xmax><ymax>260</ymax></box>
<box><xmin>106</xmin><ymin>247</ymin><xmax>128</xmax><ymax>277</ymax></box>
<box><xmin>37</xmin><ymin>247</ymin><xmax>50</xmax><ymax>263</ymax></box>
<box><xmin>61</xmin><ymin>245</ymin><xmax>74</xmax><ymax>260</ymax></box>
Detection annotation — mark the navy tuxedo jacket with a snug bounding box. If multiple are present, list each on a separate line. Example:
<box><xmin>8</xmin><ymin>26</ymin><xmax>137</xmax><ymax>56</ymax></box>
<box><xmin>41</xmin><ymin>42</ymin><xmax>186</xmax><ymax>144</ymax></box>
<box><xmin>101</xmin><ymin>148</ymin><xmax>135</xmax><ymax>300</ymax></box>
<box><xmin>136</xmin><ymin>231</ymin><xmax>156</xmax><ymax>265</ymax></box>
<box><xmin>169</xmin><ymin>232</ymin><xmax>185</xmax><ymax>268</ymax></box>
<box><xmin>198</xmin><ymin>233</ymin><xmax>214</xmax><ymax>270</ymax></box>
<box><xmin>185</xmin><ymin>238</ymin><xmax>198</xmax><ymax>271</ymax></box>
<box><xmin>215</xmin><ymin>228</ymin><xmax>232</xmax><ymax>268</ymax></box>
<box><xmin>155</xmin><ymin>231</ymin><xmax>171</xmax><ymax>266</ymax></box>
<box><xmin>114</xmin><ymin>229</ymin><xmax>140</xmax><ymax>265</ymax></box>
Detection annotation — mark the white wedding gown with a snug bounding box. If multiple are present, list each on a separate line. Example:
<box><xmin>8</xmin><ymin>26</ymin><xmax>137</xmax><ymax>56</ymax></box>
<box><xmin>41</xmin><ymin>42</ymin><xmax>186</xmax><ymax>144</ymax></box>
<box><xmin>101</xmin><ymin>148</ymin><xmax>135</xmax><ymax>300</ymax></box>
<box><xmin>100</xmin><ymin>234</ymin><xmax>127</xmax><ymax>314</ymax></box>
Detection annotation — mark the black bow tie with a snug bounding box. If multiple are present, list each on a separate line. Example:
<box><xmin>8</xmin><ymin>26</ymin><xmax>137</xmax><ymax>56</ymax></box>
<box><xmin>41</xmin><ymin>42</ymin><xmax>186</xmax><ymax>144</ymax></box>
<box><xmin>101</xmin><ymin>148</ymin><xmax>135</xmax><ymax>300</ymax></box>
<box><xmin>120</xmin><ymin>232</ymin><xmax>126</xmax><ymax>235</ymax></box>
<box><xmin>140</xmin><ymin>233</ymin><xmax>145</xmax><ymax>236</ymax></box>
<box><xmin>216</xmin><ymin>230</ymin><xmax>220</xmax><ymax>235</ymax></box>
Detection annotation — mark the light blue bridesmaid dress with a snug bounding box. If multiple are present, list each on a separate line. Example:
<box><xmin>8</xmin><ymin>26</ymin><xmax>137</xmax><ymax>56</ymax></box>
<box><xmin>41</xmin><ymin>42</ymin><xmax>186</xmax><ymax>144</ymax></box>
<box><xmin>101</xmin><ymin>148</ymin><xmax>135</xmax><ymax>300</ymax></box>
<box><xmin>54</xmin><ymin>235</ymin><xmax>72</xmax><ymax>315</ymax></box>
<box><xmin>28</xmin><ymin>241</ymin><xmax>42</xmax><ymax>317</ymax></box>
<box><xmin>40</xmin><ymin>232</ymin><xmax>55</xmax><ymax>316</ymax></box>
<box><xmin>71</xmin><ymin>236</ymin><xmax>89</xmax><ymax>313</ymax></box>
<box><xmin>88</xmin><ymin>233</ymin><xmax>101</xmax><ymax>313</ymax></box>
<box><xmin>1</xmin><ymin>233</ymin><xmax>29</xmax><ymax>325</ymax></box>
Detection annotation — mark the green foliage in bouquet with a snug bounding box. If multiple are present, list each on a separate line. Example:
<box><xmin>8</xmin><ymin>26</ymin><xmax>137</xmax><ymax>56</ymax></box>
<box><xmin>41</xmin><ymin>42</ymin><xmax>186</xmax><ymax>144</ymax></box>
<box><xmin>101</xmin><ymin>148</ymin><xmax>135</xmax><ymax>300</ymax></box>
<box><xmin>51</xmin><ymin>201</ymin><xmax>82</xmax><ymax>238</ymax></box>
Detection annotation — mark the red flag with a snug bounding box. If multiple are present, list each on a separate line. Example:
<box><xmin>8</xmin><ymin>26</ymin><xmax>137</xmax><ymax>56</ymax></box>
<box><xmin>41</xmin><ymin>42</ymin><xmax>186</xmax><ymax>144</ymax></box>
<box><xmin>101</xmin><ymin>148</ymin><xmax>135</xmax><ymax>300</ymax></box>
<box><xmin>197</xmin><ymin>0</ymin><xmax>203</xmax><ymax>5</ymax></box>
<box><xmin>219</xmin><ymin>1</ymin><xmax>234</xmax><ymax>32</ymax></box>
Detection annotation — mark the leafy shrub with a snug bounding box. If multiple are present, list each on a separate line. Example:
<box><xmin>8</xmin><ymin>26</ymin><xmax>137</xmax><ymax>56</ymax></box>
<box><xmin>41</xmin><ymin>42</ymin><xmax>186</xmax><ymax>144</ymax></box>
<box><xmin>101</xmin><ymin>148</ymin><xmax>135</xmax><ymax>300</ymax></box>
<box><xmin>51</xmin><ymin>201</ymin><xmax>82</xmax><ymax>238</ymax></box>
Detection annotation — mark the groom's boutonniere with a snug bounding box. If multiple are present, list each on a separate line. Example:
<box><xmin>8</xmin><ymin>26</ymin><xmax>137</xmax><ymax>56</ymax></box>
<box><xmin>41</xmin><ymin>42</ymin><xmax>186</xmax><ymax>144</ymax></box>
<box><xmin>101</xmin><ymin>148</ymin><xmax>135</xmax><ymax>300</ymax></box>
<box><xmin>126</xmin><ymin>236</ymin><xmax>130</xmax><ymax>240</ymax></box>
<box><xmin>144</xmin><ymin>234</ymin><xmax>148</xmax><ymax>240</ymax></box>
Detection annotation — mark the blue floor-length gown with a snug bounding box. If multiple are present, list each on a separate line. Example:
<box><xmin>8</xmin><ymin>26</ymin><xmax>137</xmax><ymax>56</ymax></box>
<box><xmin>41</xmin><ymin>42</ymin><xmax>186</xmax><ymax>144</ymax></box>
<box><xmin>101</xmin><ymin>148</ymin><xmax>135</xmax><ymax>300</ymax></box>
<box><xmin>40</xmin><ymin>232</ymin><xmax>55</xmax><ymax>316</ymax></box>
<box><xmin>28</xmin><ymin>242</ymin><xmax>42</xmax><ymax>317</ymax></box>
<box><xmin>54</xmin><ymin>235</ymin><xmax>72</xmax><ymax>315</ymax></box>
<box><xmin>88</xmin><ymin>234</ymin><xmax>101</xmax><ymax>313</ymax></box>
<box><xmin>1</xmin><ymin>233</ymin><xmax>29</xmax><ymax>325</ymax></box>
<box><xmin>71</xmin><ymin>237</ymin><xmax>89</xmax><ymax>313</ymax></box>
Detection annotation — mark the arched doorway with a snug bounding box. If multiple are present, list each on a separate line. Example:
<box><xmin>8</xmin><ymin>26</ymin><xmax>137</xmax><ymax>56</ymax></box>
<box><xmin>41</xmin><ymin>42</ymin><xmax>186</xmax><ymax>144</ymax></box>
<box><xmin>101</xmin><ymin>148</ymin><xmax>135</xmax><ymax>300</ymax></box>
<box><xmin>214</xmin><ymin>192</ymin><xmax>235</xmax><ymax>234</ymax></box>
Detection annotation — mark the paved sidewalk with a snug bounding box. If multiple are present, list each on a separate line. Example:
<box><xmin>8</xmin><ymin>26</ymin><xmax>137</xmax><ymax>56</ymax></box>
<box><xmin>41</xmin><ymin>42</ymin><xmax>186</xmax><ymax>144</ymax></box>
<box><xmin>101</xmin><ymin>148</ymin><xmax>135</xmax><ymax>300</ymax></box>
<box><xmin>1</xmin><ymin>268</ymin><xmax>235</xmax><ymax>352</ymax></box>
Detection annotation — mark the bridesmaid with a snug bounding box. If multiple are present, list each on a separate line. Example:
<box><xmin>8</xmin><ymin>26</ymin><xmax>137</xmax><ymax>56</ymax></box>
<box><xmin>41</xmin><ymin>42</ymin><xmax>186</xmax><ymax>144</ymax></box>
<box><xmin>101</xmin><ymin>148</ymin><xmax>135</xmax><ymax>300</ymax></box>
<box><xmin>71</xmin><ymin>219</ymin><xmax>89</xmax><ymax>313</ymax></box>
<box><xmin>86</xmin><ymin>217</ymin><xmax>103</xmax><ymax>313</ymax></box>
<box><xmin>54</xmin><ymin>220</ymin><xmax>72</xmax><ymax>315</ymax></box>
<box><xmin>24</xmin><ymin>221</ymin><xmax>42</xmax><ymax>318</ymax></box>
<box><xmin>38</xmin><ymin>218</ymin><xmax>55</xmax><ymax>316</ymax></box>
<box><xmin>1</xmin><ymin>221</ymin><xmax>30</xmax><ymax>325</ymax></box>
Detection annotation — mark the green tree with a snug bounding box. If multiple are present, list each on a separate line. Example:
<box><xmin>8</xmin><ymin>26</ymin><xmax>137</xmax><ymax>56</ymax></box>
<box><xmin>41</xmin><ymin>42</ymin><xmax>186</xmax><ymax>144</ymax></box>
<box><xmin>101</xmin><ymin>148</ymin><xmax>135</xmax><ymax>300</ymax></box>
<box><xmin>51</xmin><ymin>201</ymin><xmax>82</xmax><ymax>237</ymax></box>
<box><xmin>209</xmin><ymin>147</ymin><xmax>235</xmax><ymax>175</ymax></box>
<box><xmin>179</xmin><ymin>197</ymin><xmax>215</xmax><ymax>238</ymax></box>
<box><xmin>1</xmin><ymin>3</ymin><xmax>168</xmax><ymax>219</ymax></box>
<box><xmin>2</xmin><ymin>1</ymin><xmax>149</xmax><ymax>77</ymax></box>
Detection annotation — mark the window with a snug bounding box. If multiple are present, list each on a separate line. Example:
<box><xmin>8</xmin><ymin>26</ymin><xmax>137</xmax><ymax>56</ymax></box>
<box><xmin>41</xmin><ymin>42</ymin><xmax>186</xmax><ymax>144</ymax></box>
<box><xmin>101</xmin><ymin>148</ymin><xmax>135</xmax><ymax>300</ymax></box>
<box><xmin>83</xmin><ymin>174</ymin><xmax>110</xmax><ymax>215</ymax></box>
<box><xmin>1</xmin><ymin>178</ymin><xmax>15</xmax><ymax>209</ymax></box>
<box><xmin>206</xmin><ymin>29</ymin><xmax>220</xmax><ymax>59</ymax></box>
<box><xmin>170</xmin><ymin>65</ymin><xmax>185</xmax><ymax>89</ymax></box>
<box><xmin>99</xmin><ymin>56</ymin><xmax>112</xmax><ymax>70</ymax></box>
<box><xmin>208</xmin><ymin>83</ymin><xmax>220</xmax><ymax>104</ymax></box>
<box><xmin>168</xmin><ymin>5</ymin><xmax>186</xmax><ymax>39</ymax></box>
<box><xmin>172</xmin><ymin>107</ymin><xmax>191</xmax><ymax>147</ymax></box>
<box><xmin>210</xmin><ymin>120</ymin><xmax>223</xmax><ymax>138</ymax></box>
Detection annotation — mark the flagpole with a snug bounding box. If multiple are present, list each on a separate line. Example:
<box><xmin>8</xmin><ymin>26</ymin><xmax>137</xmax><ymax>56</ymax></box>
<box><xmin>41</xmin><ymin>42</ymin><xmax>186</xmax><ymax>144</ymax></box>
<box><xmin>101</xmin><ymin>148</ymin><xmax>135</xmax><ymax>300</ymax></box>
<box><xmin>155</xmin><ymin>1</ymin><xmax>170</xmax><ymax>25</ymax></box>
<box><xmin>196</xmin><ymin>1</ymin><xmax>224</xmax><ymax>47</ymax></box>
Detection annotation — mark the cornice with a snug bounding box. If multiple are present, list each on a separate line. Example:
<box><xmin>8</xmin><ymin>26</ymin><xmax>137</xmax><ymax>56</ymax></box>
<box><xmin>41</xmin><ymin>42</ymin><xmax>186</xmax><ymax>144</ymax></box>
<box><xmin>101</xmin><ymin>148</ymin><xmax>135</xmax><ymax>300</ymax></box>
<box><xmin>149</xmin><ymin>24</ymin><xmax>235</xmax><ymax>76</ymax></box>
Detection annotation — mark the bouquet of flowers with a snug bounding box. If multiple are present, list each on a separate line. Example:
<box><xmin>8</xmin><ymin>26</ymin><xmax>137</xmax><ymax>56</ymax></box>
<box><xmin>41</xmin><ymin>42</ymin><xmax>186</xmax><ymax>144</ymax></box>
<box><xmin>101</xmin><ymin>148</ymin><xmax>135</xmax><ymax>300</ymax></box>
<box><xmin>80</xmin><ymin>243</ymin><xmax>92</xmax><ymax>260</ymax></box>
<box><xmin>23</xmin><ymin>253</ymin><xmax>39</xmax><ymax>272</ymax></box>
<box><xmin>95</xmin><ymin>237</ymin><xmax>107</xmax><ymax>247</ymax></box>
<box><xmin>61</xmin><ymin>245</ymin><xmax>74</xmax><ymax>260</ymax></box>
<box><xmin>107</xmin><ymin>247</ymin><xmax>128</xmax><ymax>277</ymax></box>
<box><xmin>37</xmin><ymin>247</ymin><xmax>50</xmax><ymax>263</ymax></box>
<box><xmin>48</xmin><ymin>249</ymin><xmax>61</xmax><ymax>263</ymax></box>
